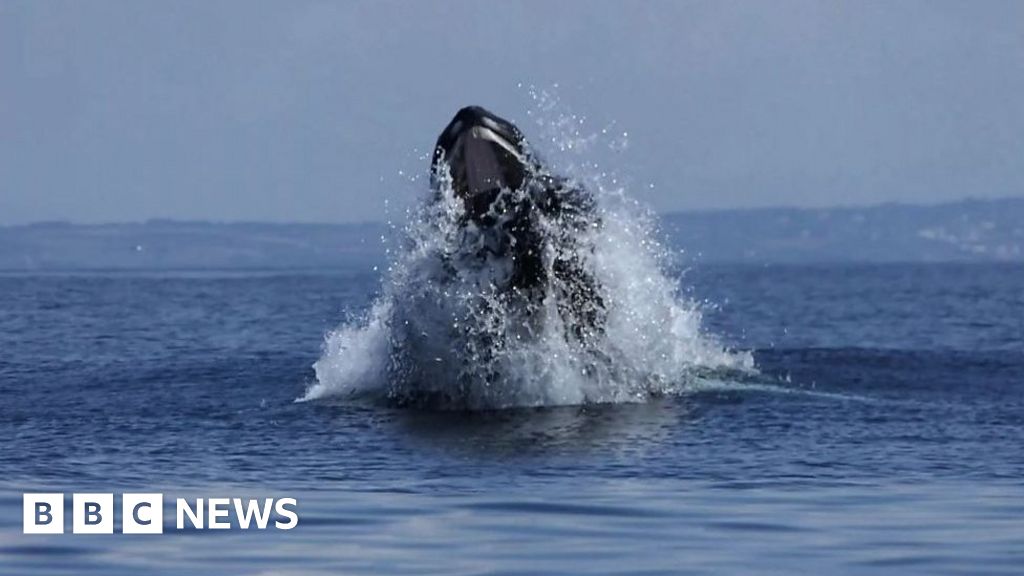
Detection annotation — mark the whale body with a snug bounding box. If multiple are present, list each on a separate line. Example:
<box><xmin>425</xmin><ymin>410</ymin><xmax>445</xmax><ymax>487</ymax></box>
<box><xmin>430</xmin><ymin>106</ymin><xmax>605</xmax><ymax>342</ymax></box>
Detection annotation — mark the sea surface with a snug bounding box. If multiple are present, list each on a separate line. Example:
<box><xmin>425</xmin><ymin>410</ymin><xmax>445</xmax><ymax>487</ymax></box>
<box><xmin>0</xmin><ymin>263</ymin><xmax>1021</xmax><ymax>575</ymax></box>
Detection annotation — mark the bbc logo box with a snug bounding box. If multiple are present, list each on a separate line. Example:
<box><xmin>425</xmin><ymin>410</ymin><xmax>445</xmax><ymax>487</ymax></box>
<box><xmin>23</xmin><ymin>493</ymin><xmax>64</xmax><ymax>535</ymax></box>
<box><xmin>23</xmin><ymin>493</ymin><xmax>164</xmax><ymax>535</ymax></box>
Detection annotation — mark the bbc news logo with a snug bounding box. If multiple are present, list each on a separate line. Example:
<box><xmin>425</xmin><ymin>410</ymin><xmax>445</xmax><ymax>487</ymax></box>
<box><xmin>23</xmin><ymin>493</ymin><xmax>298</xmax><ymax>534</ymax></box>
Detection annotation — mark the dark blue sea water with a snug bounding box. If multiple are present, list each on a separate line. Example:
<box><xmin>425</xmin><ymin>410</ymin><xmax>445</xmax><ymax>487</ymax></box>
<box><xmin>1</xmin><ymin>263</ymin><xmax>1022</xmax><ymax>575</ymax></box>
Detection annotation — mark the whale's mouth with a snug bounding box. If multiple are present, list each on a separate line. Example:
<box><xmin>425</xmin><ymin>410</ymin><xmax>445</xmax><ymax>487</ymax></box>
<box><xmin>449</xmin><ymin>125</ymin><xmax>526</xmax><ymax>197</ymax></box>
<box><xmin>432</xmin><ymin>107</ymin><xmax>530</xmax><ymax>216</ymax></box>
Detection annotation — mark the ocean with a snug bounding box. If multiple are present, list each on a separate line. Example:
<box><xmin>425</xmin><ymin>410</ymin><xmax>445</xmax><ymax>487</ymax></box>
<box><xmin>0</xmin><ymin>262</ymin><xmax>1021</xmax><ymax>574</ymax></box>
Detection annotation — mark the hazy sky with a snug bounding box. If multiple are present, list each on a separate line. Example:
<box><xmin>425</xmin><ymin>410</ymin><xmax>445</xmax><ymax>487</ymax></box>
<box><xmin>2</xmin><ymin>0</ymin><xmax>1022</xmax><ymax>224</ymax></box>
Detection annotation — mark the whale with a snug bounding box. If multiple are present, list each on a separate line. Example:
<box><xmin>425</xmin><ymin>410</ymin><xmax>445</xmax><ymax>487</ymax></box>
<box><xmin>430</xmin><ymin>106</ymin><xmax>605</xmax><ymax>342</ymax></box>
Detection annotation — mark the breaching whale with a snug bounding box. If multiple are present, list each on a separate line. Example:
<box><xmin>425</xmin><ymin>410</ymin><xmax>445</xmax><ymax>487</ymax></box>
<box><xmin>303</xmin><ymin>106</ymin><xmax>752</xmax><ymax>407</ymax></box>
<box><xmin>430</xmin><ymin>105</ymin><xmax>605</xmax><ymax>342</ymax></box>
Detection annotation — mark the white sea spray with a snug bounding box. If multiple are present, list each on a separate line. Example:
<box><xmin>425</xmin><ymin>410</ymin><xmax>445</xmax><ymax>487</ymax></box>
<box><xmin>302</xmin><ymin>93</ymin><xmax>754</xmax><ymax>408</ymax></box>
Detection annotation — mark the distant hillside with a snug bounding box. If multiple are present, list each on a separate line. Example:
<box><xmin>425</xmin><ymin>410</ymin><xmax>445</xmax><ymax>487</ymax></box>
<box><xmin>661</xmin><ymin>197</ymin><xmax>1024</xmax><ymax>263</ymax></box>
<box><xmin>0</xmin><ymin>220</ymin><xmax>385</xmax><ymax>271</ymax></box>
<box><xmin>1</xmin><ymin>198</ymin><xmax>1022</xmax><ymax>270</ymax></box>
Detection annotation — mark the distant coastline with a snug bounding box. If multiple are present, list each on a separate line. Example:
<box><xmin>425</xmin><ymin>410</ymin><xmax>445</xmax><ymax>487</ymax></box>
<box><xmin>2</xmin><ymin>197</ymin><xmax>1022</xmax><ymax>270</ymax></box>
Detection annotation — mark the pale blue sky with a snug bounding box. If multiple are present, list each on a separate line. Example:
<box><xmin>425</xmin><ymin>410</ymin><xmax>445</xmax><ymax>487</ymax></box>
<box><xmin>2</xmin><ymin>0</ymin><xmax>1022</xmax><ymax>224</ymax></box>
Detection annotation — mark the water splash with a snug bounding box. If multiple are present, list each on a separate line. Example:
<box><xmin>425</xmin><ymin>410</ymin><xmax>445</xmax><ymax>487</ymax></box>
<box><xmin>302</xmin><ymin>93</ymin><xmax>753</xmax><ymax>409</ymax></box>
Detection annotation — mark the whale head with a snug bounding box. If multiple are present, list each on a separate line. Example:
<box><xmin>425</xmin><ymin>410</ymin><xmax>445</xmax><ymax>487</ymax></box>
<box><xmin>431</xmin><ymin>106</ymin><xmax>532</xmax><ymax>217</ymax></box>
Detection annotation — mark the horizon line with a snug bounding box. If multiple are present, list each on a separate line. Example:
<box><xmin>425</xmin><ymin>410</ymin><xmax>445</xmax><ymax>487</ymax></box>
<box><xmin>3</xmin><ymin>195</ymin><xmax>1021</xmax><ymax>229</ymax></box>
